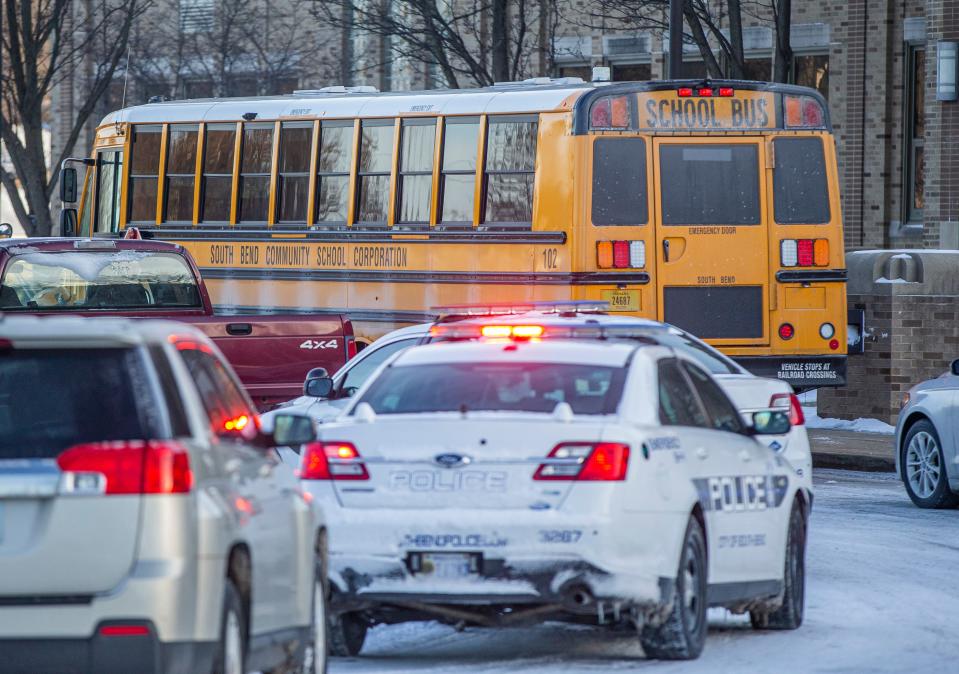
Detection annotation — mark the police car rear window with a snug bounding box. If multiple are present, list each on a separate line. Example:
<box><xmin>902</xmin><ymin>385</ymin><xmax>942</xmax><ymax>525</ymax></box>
<box><xmin>355</xmin><ymin>362</ymin><xmax>624</xmax><ymax>415</ymax></box>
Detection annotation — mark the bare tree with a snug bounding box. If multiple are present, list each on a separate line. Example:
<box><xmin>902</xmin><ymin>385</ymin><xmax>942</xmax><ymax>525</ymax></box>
<box><xmin>1</xmin><ymin>0</ymin><xmax>147</xmax><ymax>236</ymax></box>
<box><xmin>583</xmin><ymin>0</ymin><xmax>791</xmax><ymax>82</ymax></box>
<box><xmin>312</xmin><ymin>0</ymin><xmax>553</xmax><ymax>88</ymax></box>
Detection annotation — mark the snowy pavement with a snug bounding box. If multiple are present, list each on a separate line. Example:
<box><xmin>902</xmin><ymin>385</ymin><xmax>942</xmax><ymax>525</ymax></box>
<box><xmin>329</xmin><ymin>469</ymin><xmax>959</xmax><ymax>673</ymax></box>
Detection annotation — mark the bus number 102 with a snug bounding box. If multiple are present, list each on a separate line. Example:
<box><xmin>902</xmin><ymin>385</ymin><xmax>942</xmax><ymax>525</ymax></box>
<box><xmin>542</xmin><ymin>248</ymin><xmax>559</xmax><ymax>270</ymax></box>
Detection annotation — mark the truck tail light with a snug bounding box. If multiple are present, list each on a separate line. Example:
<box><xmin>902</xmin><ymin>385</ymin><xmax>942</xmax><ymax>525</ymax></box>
<box><xmin>57</xmin><ymin>441</ymin><xmax>193</xmax><ymax>495</ymax></box>
<box><xmin>300</xmin><ymin>442</ymin><xmax>369</xmax><ymax>480</ymax></box>
<box><xmin>533</xmin><ymin>442</ymin><xmax>629</xmax><ymax>481</ymax></box>
<box><xmin>780</xmin><ymin>239</ymin><xmax>828</xmax><ymax>267</ymax></box>
<box><xmin>770</xmin><ymin>393</ymin><xmax>805</xmax><ymax>426</ymax></box>
<box><xmin>345</xmin><ymin>335</ymin><xmax>357</xmax><ymax>360</ymax></box>
<box><xmin>597</xmin><ymin>241</ymin><xmax>646</xmax><ymax>269</ymax></box>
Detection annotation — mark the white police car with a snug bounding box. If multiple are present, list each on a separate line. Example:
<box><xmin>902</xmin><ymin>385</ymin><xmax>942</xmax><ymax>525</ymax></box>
<box><xmin>298</xmin><ymin>337</ymin><xmax>808</xmax><ymax>661</ymax></box>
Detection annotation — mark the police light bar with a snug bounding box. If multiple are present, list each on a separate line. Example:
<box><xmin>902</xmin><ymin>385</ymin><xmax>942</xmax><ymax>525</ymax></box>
<box><xmin>431</xmin><ymin>300</ymin><xmax>610</xmax><ymax>318</ymax></box>
<box><xmin>429</xmin><ymin>322</ymin><xmax>668</xmax><ymax>342</ymax></box>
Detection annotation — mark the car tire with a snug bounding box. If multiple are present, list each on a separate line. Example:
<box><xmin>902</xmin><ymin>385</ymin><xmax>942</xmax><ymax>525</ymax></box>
<box><xmin>212</xmin><ymin>580</ymin><xmax>246</xmax><ymax>674</ymax></box>
<box><xmin>639</xmin><ymin>516</ymin><xmax>707</xmax><ymax>661</ymax></box>
<box><xmin>901</xmin><ymin>420</ymin><xmax>959</xmax><ymax>509</ymax></box>
<box><xmin>328</xmin><ymin>611</ymin><xmax>368</xmax><ymax>657</ymax></box>
<box><xmin>267</xmin><ymin>563</ymin><xmax>329</xmax><ymax>674</ymax></box>
<box><xmin>750</xmin><ymin>499</ymin><xmax>805</xmax><ymax>630</ymax></box>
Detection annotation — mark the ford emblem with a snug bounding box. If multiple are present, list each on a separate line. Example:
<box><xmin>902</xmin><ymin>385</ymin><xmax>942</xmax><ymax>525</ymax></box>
<box><xmin>434</xmin><ymin>453</ymin><xmax>470</xmax><ymax>468</ymax></box>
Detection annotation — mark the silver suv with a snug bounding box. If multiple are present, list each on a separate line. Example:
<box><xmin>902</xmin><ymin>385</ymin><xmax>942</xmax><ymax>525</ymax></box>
<box><xmin>0</xmin><ymin>316</ymin><xmax>328</xmax><ymax>674</ymax></box>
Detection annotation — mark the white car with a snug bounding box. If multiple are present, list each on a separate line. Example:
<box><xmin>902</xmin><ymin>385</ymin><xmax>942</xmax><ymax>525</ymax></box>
<box><xmin>297</xmin><ymin>338</ymin><xmax>808</xmax><ymax>660</ymax></box>
<box><xmin>270</xmin><ymin>310</ymin><xmax>812</xmax><ymax>496</ymax></box>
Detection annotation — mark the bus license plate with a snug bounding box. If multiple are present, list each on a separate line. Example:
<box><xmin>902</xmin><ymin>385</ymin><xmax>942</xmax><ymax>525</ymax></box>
<box><xmin>601</xmin><ymin>289</ymin><xmax>640</xmax><ymax>312</ymax></box>
<box><xmin>420</xmin><ymin>552</ymin><xmax>476</xmax><ymax>579</ymax></box>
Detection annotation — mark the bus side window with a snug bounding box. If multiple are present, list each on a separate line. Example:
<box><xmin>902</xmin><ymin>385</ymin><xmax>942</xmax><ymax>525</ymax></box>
<box><xmin>592</xmin><ymin>138</ymin><xmax>647</xmax><ymax>226</ymax></box>
<box><xmin>128</xmin><ymin>125</ymin><xmax>162</xmax><ymax>224</ymax></box>
<box><xmin>484</xmin><ymin>115</ymin><xmax>538</xmax><ymax>227</ymax></box>
<box><xmin>773</xmin><ymin>137</ymin><xmax>830</xmax><ymax>224</ymax></box>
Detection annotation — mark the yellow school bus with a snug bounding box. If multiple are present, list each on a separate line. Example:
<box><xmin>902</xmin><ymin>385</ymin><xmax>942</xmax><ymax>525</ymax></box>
<box><xmin>75</xmin><ymin>78</ymin><xmax>848</xmax><ymax>387</ymax></box>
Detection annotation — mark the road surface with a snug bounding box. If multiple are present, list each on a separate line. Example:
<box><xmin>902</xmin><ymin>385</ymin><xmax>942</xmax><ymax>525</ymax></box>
<box><xmin>330</xmin><ymin>469</ymin><xmax>959</xmax><ymax>673</ymax></box>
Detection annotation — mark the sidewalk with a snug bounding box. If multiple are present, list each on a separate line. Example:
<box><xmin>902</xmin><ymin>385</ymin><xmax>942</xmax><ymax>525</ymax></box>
<box><xmin>809</xmin><ymin>428</ymin><xmax>896</xmax><ymax>472</ymax></box>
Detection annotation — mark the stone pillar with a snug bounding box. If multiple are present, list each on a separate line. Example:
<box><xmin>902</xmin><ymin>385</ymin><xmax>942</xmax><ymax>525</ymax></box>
<box><xmin>818</xmin><ymin>250</ymin><xmax>959</xmax><ymax>425</ymax></box>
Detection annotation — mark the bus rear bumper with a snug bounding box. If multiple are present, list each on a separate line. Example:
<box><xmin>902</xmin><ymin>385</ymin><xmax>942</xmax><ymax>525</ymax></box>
<box><xmin>734</xmin><ymin>355</ymin><xmax>847</xmax><ymax>388</ymax></box>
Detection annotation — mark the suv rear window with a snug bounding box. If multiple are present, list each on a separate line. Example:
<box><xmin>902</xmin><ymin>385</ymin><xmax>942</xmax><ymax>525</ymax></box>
<box><xmin>356</xmin><ymin>362</ymin><xmax>624</xmax><ymax>415</ymax></box>
<box><xmin>0</xmin><ymin>348</ymin><xmax>161</xmax><ymax>458</ymax></box>
<box><xmin>0</xmin><ymin>250</ymin><xmax>201</xmax><ymax>310</ymax></box>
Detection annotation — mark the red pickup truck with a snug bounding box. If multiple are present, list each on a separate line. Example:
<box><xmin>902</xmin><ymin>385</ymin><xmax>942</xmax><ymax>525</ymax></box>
<box><xmin>0</xmin><ymin>237</ymin><xmax>354</xmax><ymax>409</ymax></box>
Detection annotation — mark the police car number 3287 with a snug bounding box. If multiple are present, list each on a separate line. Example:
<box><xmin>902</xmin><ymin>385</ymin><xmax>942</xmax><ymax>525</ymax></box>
<box><xmin>296</xmin><ymin>338</ymin><xmax>810</xmax><ymax>661</ymax></box>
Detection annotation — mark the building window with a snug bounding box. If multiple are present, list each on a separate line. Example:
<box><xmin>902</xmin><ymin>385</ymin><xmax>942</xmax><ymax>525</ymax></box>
<box><xmin>611</xmin><ymin>63</ymin><xmax>651</xmax><ymax>81</ymax></box>
<box><xmin>792</xmin><ymin>54</ymin><xmax>829</xmax><ymax>100</ymax></box>
<box><xmin>396</xmin><ymin>119</ymin><xmax>435</xmax><ymax>226</ymax></box>
<box><xmin>164</xmin><ymin>125</ymin><xmax>199</xmax><ymax>223</ymax></box>
<box><xmin>179</xmin><ymin>0</ymin><xmax>214</xmax><ymax>34</ymax></box>
<box><xmin>316</xmin><ymin>121</ymin><xmax>353</xmax><ymax>225</ymax></box>
<box><xmin>355</xmin><ymin>120</ymin><xmax>395</xmax><ymax>226</ymax></box>
<box><xmin>742</xmin><ymin>57</ymin><xmax>772</xmax><ymax>82</ymax></box>
<box><xmin>128</xmin><ymin>125</ymin><xmax>163</xmax><ymax>224</ymax></box>
<box><xmin>201</xmin><ymin>124</ymin><xmax>236</xmax><ymax>223</ymax></box>
<box><xmin>905</xmin><ymin>46</ymin><xmax>925</xmax><ymax>223</ymax></box>
<box><xmin>276</xmin><ymin>122</ymin><xmax>313</xmax><ymax>224</ymax></box>
<box><xmin>483</xmin><ymin>116</ymin><xmax>538</xmax><ymax>226</ymax></box>
<box><xmin>438</xmin><ymin>117</ymin><xmax>479</xmax><ymax>227</ymax></box>
<box><xmin>237</xmin><ymin>123</ymin><xmax>273</xmax><ymax>223</ymax></box>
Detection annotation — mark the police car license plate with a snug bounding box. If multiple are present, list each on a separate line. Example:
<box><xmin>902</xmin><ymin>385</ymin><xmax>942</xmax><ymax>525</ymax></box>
<box><xmin>601</xmin><ymin>289</ymin><xmax>640</xmax><ymax>312</ymax></box>
<box><xmin>420</xmin><ymin>552</ymin><xmax>476</xmax><ymax>579</ymax></box>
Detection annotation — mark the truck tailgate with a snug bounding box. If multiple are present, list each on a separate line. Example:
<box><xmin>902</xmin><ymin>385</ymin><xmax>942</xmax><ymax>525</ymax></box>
<box><xmin>189</xmin><ymin>315</ymin><xmax>350</xmax><ymax>409</ymax></box>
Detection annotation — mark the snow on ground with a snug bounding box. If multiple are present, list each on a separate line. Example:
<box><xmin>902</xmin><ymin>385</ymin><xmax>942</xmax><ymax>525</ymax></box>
<box><xmin>797</xmin><ymin>390</ymin><xmax>896</xmax><ymax>435</ymax></box>
<box><xmin>330</xmin><ymin>469</ymin><xmax>959</xmax><ymax>673</ymax></box>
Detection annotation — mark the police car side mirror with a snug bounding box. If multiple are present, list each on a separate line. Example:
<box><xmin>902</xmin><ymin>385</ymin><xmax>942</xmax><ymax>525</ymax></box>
<box><xmin>271</xmin><ymin>413</ymin><xmax>317</xmax><ymax>446</ymax></box>
<box><xmin>750</xmin><ymin>410</ymin><xmax>791</xmax><ymax>436</ymax></box>
<box><xmin>304</xmin><ymin>367</ymin><xmax>333</xmax><ymax>398</ymax></box>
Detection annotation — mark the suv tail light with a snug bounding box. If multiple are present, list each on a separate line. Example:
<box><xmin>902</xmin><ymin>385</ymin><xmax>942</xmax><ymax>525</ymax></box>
<box><xmin>57</xmin><ymin>441</ymin><xmax>193</xmax><ymax>495</ymax></box>
<box><xmin>770</xmin><ymin>393</ymin><xmax>805</xmax><ymax>426</ymax></box>
<box><xmin>300</xmin><ymin>442</ymin><xmax>369</xmax><ymax>480</ymax></box>
<box><xmin>533</xmin><ymin>442</ymin><xmax>630</xmax><ymax>481</ymax></box>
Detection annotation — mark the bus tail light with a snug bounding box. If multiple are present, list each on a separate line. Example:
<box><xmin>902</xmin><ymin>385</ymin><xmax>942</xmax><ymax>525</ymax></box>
<box><xmin>785</xmin><ymin>95</ymin><xmax>826</xmax><ymax>128</ymax></box>
<box><xmin>300</xmin><ymin>442</ymin><xmax>369</xmax><ymax>481</ymax></box>
<box><xmin>770</xmin><ymin>393</ymin><xmax>805</xmax><ymax>426</ymax></box>
<box><xmin>780</xmin><ymin>239</ymin><xmax>829</xmax><ymax>267</ymax></box>
<box><xmin>597</xmin><ymin>241</ymin><xmax>645</xmax><ymax>269</ymax></box>
<box><xmin>778</xmin><ymin>323</ymin><xmax>795</xmax><ymax>340</ymax></box>
<box><xmin>534</xmin><ymin>442</ymin><xmax>630</xmax><ymax>481</ymax></box>
<box><xmin>612</xmin><ymin>241</ymin><xmax>630</xmax><ymax>268</ymax></box>
<box><xmin>57</xmin><ymin>441</ymin><xmax>193</xmax><ymax>495</ymax></box>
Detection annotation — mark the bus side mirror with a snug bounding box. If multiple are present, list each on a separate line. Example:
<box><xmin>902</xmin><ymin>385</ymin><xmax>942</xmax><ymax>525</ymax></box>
<box><xmin>60</xmin><ymin>167</ymin><xmax>78</xmax><ymax>203</ymax></box>
<box><xmin>951</xmin><ymin>359</ymin><xmax>959</xmax><ymax>376</ymax></box>
<box><xmin>60</xmin><ymin>209</ymin><xmax>78</xmax><ymax>237</ymax></box>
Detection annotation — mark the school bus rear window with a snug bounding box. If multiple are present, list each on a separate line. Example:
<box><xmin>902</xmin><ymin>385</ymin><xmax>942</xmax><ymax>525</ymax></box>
<box><xmin>660</xmin><ymin>144</ymin><xmax>760</xmax><ymax>226</ymax></box>
<box><xmin>773</xmin><ymin>137</ymin><xmax>830</xmax><ymax>224</ymax></box>
<box><xmin>592</xmin><ymin>138</ymin><xmax>647</xmax><ymax>226</ymax></box>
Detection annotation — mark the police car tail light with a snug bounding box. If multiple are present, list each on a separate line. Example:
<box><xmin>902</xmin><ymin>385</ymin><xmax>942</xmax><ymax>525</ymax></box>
<box><xmin>57</xmin><ymin>440</ymin><xmax>193</xmax><ymax>495</ymax></box>
<box><xmin>534</xmin><ymin>442</ymin><xmax>629</xmax><ymax>481</ymax></box>
<box><xmin>300</xmin><ymin>442</ymin><xmax>369</xmax><ymax>481</ymax></box>
<box><xmin>770</xmin><ymin>393</ymin><xmax>805</xmax><ymax>426</ymax></box>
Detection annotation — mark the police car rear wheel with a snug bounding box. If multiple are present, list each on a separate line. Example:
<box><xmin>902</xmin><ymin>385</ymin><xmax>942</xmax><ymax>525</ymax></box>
<box><xmin>328</xmin><ymin>611</ymin><xmax>368</xmax><ymax>657</ymax></box>
<box><xmin>750</xmin><ymin>499</ymin><xmax>805</xmax><ymax>630</ymax></box>
<box><xmin>639</xmin><ymin>517</ymin><xmax>707</xmax><ymax>660</ymax></box>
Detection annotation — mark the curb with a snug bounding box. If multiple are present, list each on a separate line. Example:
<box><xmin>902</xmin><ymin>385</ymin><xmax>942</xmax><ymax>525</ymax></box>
<box><xmin>811</xmin><ymin>452</ymin><xmax>896</xmax><ymax>473</ymax></box>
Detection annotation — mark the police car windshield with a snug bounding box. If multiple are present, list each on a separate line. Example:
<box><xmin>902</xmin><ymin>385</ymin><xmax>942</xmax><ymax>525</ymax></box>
<box><xmin>354</xmin><ymin>362</ymin><xmax>624</xmax><ymax>415</ymax></box>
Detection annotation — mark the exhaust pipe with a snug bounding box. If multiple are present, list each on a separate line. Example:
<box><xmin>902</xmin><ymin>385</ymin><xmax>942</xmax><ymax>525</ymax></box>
<box><xmin>561</xmin><ymin>583</ymin><xmax>595</xmax><ymax>611</ymax></box>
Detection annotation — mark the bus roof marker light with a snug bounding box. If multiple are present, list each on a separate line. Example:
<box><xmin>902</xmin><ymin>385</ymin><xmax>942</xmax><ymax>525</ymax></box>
<box><xmin>719</xmin><ymin>87</ymin><xmax>734</xmax><ymax>97</ymax></box>
<box><xmin>677</xmin><ymin>87</ymin><xmax>693</xmax><ymax>97</ymax></box>
<box><xmin>698</xmin><ymin>87</ymin><xmax>714</xmax><ymax>97</ymax></box>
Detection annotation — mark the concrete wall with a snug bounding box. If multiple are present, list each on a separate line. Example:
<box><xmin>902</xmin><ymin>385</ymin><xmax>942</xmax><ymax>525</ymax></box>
<box><xmin>819</xmin><ymin>250</ymin><xmax>959</xmax><ymax>424</ymax></box>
